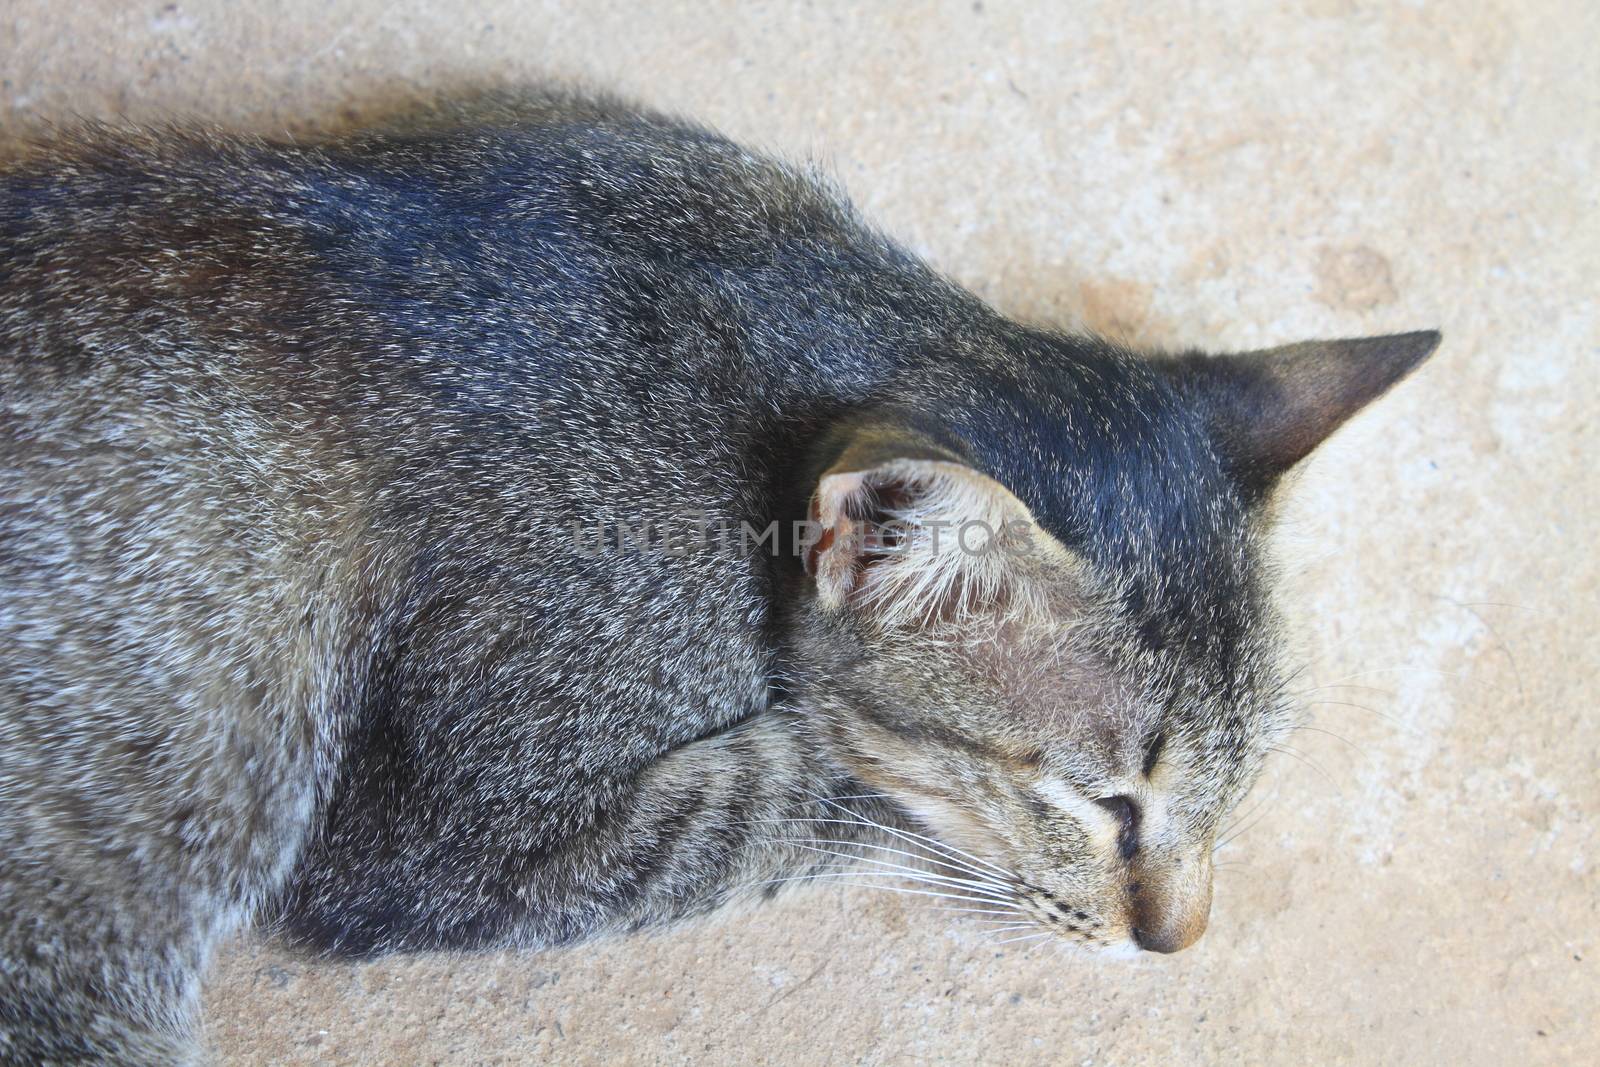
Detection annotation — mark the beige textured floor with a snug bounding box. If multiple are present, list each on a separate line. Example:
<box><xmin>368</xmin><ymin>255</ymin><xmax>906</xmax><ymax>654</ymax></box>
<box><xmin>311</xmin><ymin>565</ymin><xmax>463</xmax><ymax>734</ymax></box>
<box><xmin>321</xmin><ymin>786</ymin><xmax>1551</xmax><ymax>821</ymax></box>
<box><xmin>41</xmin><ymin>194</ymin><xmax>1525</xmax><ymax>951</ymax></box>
<box><xmin>6</xmin><ymin>2</ymin><xmax>1597</xmax><ymax>1064</ymax></box>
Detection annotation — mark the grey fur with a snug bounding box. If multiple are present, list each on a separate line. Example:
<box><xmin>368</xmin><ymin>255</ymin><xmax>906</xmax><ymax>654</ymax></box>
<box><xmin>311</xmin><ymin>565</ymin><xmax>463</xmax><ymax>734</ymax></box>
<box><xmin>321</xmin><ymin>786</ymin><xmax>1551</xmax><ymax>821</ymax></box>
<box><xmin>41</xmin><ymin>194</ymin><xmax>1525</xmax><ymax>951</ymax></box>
<box><xmin>0</xmin><ymin>89</ymin><xmax>1437</xmax><ymax>1063</ymax></box>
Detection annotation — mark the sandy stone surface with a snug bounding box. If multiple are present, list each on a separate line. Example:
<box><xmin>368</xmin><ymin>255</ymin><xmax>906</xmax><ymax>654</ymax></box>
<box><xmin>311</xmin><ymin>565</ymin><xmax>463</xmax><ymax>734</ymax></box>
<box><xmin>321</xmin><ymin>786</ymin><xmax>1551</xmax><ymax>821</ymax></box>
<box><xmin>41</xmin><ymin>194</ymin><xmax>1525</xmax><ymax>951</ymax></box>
<box><xmin>5</xmin><ymin>2</ymin><xmax>1596</xmax><ymax>1063</ymax></box>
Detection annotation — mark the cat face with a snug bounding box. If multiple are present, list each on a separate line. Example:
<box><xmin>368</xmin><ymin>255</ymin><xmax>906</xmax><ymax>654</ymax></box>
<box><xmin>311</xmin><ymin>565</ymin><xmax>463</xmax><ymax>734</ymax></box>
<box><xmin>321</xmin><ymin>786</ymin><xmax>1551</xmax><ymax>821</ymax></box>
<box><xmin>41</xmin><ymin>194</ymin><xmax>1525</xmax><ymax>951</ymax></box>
<box><xmin>791</xmin><ymin>330</ymin><xmax>1438</xmax><ymax>953</ymax></box>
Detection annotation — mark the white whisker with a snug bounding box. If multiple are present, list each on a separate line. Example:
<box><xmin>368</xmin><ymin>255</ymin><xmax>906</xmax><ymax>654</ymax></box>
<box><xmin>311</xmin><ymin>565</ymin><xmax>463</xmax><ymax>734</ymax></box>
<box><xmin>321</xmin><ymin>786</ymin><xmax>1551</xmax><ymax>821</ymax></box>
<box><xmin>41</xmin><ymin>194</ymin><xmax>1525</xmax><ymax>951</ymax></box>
<box><xmin>740</xmin><ymin>816</ymin><xmax>1007</xmax><ymax>882</ymax></box>
<box><xmin>927</xmin><ymin>906</ymin><xmax>1027</xmax><ymax>918</ymax></box>
<box><xmin>784</xmin><ymin>843</ymin><xmax>1015</xmax><ymax>897</ymax></box>
<box><xmin>991</xmin><ymin>931</ymin><xmax>1053</xmax><ymax>946</ymax></box>
<box><xmin>782</xmin><ymin>836</ymin><xmax>1012</xmax><ymax>889</ymax></box>
<box><xmin>747</xmin><ymin>872</ymin><xmax>1019</xmax><ymax>908</ymax></box>
<box><xmin>810</xmin><ymin>796</ymin><xmax>1017</xmax><ymax>880</ymax></box>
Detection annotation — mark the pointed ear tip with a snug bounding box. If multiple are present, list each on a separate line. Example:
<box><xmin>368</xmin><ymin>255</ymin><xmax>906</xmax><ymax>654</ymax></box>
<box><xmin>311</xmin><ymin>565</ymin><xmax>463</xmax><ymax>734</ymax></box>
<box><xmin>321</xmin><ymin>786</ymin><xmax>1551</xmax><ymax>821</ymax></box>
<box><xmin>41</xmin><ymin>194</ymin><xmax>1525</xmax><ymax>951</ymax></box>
<box><xmin>1347</xmin><ymin>329</ymin><xmax>1440</xmax><ymax>386</ymax></box>
<box><xmin>1388</xmin><ymin>328</ymin><xmax>1443</xmax><ymax>364</ymax></box>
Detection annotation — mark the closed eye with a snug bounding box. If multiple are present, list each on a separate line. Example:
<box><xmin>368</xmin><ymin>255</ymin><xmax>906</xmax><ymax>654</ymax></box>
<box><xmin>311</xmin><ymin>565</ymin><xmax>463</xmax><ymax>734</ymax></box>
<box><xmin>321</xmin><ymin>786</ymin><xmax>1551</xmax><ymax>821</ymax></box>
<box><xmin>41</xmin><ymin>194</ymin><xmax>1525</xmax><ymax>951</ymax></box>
<box><xmin>1095</xmin><ymin>794</ymin><xmax>1141</xmax><ymax>859</ymax></box>
<box><xmin>1141</xmin><ymin>731</ymin><xmax>1166</xmax><ymax>776</ymax></box>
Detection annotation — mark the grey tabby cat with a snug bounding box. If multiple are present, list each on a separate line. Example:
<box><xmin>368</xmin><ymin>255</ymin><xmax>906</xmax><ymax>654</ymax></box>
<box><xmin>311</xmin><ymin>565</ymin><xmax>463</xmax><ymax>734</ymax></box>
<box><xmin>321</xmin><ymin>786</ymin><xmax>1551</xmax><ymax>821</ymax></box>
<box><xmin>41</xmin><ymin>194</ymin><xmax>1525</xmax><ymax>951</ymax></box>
<box><xmin>0</xmin><ymin>90</ymin><xmax>1437</xmax><ymax>1064</ymax></box>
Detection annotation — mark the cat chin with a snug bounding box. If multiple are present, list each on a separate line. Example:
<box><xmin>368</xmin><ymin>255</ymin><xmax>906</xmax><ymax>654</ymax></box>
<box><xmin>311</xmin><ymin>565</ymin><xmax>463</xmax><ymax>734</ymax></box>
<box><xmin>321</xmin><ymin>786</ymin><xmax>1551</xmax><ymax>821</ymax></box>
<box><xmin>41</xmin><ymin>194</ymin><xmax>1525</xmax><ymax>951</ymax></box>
<box><xmin>1027</xmin><ymin>925</ymin><xmax>1140</xmax><ymax>959</ymax></box>
<box><xmin>984</xmin><ymin>926</ymin><xmax>1140</xmax><ymax>959</ymax></box>
<box><xmin>1091</xmin><ymin>938</ymin><xmax>1144</xmax><ymax>961</ymax></box>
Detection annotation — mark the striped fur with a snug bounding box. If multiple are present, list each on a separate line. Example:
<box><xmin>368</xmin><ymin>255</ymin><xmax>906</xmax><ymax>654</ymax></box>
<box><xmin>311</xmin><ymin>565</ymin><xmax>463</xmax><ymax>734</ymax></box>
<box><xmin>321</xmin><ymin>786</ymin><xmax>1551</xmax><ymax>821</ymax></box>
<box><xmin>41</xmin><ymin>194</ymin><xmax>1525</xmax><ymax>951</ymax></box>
<box><xmin>0</xmin><ymin>89</ymin><xmax>1435</xmax><ymax>1063</ymax></box>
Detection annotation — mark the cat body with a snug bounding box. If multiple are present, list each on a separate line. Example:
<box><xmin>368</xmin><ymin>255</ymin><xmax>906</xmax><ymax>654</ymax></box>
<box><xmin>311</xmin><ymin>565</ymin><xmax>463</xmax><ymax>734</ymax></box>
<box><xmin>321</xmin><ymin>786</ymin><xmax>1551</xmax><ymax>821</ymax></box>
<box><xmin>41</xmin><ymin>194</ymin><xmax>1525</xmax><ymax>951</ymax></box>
<box><xmin>0</xmin><ymin>91</ymin><xmax>1436</xmax><ymax>1063</ymax></box>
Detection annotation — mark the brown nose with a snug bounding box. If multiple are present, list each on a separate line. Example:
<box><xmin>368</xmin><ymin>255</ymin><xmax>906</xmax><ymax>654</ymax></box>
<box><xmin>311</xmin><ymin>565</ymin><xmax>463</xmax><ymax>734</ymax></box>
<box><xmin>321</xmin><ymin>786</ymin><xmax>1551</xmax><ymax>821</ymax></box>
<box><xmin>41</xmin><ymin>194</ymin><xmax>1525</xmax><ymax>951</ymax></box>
<box><xmin>1132</xmin><ymin>916</ymin><xmax>1204</xmax><ymax>954</ymax></box>
<box><xmin>1130</xmin><ymin>874</ymin><xmax>1212</xmax><ymax>954</ymax></box>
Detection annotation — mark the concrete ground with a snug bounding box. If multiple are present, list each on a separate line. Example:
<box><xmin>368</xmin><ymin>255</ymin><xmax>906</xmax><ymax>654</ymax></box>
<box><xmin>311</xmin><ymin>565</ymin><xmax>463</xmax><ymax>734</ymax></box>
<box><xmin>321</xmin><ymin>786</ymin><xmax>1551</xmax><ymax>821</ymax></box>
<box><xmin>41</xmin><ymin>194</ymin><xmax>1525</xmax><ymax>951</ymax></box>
<box><xmin>5</xmin><ymin>2</ymin><xmax>1597</xmax><ymax>1064</ymax></box>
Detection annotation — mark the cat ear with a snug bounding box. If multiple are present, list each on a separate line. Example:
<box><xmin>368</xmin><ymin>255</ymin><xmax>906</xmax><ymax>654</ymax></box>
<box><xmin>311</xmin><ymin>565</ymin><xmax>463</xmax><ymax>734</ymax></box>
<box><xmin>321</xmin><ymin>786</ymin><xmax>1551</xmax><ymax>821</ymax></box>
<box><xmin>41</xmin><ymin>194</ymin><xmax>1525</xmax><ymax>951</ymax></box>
<box><xmin>804</xmin><ymin>447</ymin><xmax>1038</xmax><ymax>626</ymax></box>
<box><xmin>1168</xmin><ymin>330</ymin><xmax>1440</xmax><ymax>492</ymax></box>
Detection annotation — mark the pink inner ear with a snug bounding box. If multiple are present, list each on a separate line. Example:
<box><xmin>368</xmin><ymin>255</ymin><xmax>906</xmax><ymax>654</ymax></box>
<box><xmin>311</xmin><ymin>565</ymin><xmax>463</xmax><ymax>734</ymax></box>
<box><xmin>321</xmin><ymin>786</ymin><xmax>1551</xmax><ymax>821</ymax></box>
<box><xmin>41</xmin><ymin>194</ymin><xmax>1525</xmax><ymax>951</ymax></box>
<box><xmin>806</xmin><ymin>459</ymin><xmax>1037</xmax><ymax>622</ymax></box>
<box><xmin>803</xmin><ymin>494</ymin><xmax>836</xmax><ymax>577</ymax></box>
<box><xmin>807</xmin><ymin>473</ymin><xmax>870</xmax><ymax>607</ymax></box>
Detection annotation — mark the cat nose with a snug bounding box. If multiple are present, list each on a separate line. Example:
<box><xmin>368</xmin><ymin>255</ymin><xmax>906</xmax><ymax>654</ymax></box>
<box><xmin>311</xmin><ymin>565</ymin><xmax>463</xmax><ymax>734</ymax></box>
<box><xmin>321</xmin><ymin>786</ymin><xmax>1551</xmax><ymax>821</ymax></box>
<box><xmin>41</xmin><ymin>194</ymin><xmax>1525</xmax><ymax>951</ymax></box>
<box><xmin>1131</xmin><ymin>916</ymin><xmax>1203</xmax><ymax>954</ymax></box>
<box><xmin>1094</xmin><ymin>794</ymin><xmax>1141</xmax><ymax>859</ymax></box>
<box><xmin>1128</xmin><ymin>861</ymin><xmax>1213</xmax><ymax>954</ymax></box>
<box><xmin>1130</xmin><ymin>904</ymin><xmax>1208</xmax><ymax>954</ymax></box>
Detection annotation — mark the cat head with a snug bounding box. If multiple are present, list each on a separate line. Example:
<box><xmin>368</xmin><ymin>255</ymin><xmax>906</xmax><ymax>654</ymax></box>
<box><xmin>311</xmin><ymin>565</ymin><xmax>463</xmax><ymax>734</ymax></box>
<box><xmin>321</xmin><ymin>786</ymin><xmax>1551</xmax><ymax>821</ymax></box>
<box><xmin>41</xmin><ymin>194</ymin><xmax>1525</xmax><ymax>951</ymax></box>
<box><xmin>790</xmin><ymin>330</ymin><xmax>1438</xmax><ymax>954</ymax></box>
